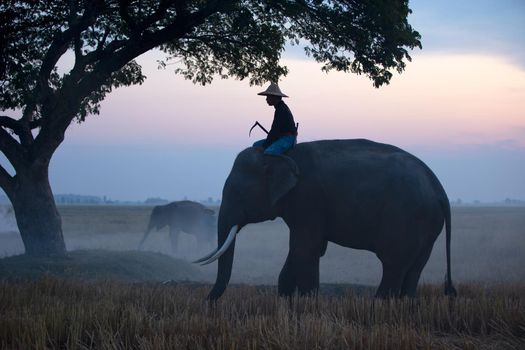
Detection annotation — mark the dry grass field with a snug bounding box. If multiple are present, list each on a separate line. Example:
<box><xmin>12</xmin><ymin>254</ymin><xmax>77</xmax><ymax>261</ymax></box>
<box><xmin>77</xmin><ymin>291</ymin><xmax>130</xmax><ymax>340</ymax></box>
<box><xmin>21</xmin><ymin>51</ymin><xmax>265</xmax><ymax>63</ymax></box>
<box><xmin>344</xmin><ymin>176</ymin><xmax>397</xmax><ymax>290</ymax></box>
<box><xmin>0</xmin><ymin>278</ymin><xmax>524</xmax><ymax>349</ymax></box>
<box><xmin>0</xmin><ymin>205</ymin><xmax>524</xmax><ymax>349</ymax></box>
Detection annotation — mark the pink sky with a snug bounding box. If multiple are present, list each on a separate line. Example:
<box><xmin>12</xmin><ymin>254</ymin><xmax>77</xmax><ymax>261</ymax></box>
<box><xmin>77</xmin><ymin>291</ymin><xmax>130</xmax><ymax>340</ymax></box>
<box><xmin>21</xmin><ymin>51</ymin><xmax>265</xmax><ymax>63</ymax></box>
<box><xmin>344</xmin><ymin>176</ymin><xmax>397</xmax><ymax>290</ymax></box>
<box><xmin>21</xmin><ymin>1</ymin><xmax>525</xmax><ymax>202</ymax></box>
<box><xmin>64</xmin><ymin>51</ymin><xmax>525</xmax><ymax>151</ymax></box>
<box><xmin>49</xmin><ymin>48</ymin><xmax>525</xmax><ymax>203</ymax></box>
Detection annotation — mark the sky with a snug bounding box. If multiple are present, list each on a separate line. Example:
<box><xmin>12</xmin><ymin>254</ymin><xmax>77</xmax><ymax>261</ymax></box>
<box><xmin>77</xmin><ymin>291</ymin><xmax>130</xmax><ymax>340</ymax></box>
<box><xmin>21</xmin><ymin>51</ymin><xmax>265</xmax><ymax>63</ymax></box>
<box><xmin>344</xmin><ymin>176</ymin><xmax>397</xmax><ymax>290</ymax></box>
<box><xmin>3</xmin><ymin>0</ymin><xmax>525</xmax><ymax>203</ymax></box>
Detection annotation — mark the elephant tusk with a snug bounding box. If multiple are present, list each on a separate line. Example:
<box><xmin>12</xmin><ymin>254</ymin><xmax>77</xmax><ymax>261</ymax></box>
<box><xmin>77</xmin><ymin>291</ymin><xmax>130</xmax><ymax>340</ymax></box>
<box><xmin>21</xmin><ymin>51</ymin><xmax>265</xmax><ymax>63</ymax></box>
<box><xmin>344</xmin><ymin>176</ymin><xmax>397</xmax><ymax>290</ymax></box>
<box><xmin>199</xmin><ymin>225</ymin><xmax>239</xmax><ymax>266</ymax></box>
<box><xmin>192</xmin><ymin>248</ymin><xmax>220</xmax><ymax>264</ymax></box>
<box><xmin>192</xmin><ymin>225</ymin><xmax>239</xmax><ymax>264</ymax></box>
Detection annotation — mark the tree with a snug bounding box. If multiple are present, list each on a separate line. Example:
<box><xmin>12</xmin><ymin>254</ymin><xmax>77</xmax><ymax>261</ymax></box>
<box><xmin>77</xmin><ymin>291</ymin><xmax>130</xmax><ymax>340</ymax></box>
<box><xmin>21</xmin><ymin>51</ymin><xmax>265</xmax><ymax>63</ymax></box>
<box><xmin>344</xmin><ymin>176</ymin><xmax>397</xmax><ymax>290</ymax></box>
<box><xmin>0</xmin><ymin>0</ymin><xmax>421</xmax><ymax>257</ymax></box>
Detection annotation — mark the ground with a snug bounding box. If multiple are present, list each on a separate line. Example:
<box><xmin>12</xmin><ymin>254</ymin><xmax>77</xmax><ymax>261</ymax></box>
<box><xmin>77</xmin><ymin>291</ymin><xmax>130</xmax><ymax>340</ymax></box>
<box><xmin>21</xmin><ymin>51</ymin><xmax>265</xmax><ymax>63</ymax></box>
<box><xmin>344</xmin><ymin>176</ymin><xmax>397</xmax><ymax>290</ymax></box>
<box><xmin>0</xmin><ymin>205</ymin><xmax>524</xmax><ymax>349</ymax></box>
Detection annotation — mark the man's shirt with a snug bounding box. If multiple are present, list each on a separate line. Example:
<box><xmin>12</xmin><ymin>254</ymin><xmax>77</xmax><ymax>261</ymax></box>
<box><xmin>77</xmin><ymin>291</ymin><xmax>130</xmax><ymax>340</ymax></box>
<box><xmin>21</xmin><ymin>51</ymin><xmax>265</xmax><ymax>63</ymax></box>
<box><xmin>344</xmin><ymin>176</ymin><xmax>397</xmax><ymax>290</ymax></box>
<box><xmin>264</xmin><ymin>100</ymin><xmax>297</xmax><ymax>147</ymax></box>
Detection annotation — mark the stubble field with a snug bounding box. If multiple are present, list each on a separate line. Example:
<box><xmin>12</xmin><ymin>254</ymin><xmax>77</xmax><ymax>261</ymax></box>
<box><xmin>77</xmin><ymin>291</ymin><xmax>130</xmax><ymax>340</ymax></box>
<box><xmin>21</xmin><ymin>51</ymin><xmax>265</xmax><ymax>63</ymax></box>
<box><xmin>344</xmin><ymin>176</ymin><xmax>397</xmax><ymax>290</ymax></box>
<box><xmin>0</xmin><ymin>205</ymin><xmax>524</xmax><ymax>349</ymax></box>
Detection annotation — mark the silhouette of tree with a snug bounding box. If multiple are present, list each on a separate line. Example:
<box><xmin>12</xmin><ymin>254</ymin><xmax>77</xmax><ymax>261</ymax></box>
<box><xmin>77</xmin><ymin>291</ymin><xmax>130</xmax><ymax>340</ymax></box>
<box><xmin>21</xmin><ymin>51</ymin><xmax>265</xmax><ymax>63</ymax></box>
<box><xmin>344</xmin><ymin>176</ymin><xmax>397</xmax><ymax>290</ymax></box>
<box><xmin>0</xmin><ymin>0</ymin><xmax>421</xmax><ymax>256</ymax></box>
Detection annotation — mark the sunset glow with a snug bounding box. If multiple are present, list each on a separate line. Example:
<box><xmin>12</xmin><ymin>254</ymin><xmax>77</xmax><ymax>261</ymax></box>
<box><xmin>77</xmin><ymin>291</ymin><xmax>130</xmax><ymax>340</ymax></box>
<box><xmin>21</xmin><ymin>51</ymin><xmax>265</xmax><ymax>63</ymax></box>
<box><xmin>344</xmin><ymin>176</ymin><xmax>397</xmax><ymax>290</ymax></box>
<box><xmin>4</xmin><ymin>0</ymin><xmax>524</xmax><ymax>202</ymax></box>
<box><xmin>66</xmin><ymin>52</ymin><xmax>525</xmax><ymax>149</ymax></box>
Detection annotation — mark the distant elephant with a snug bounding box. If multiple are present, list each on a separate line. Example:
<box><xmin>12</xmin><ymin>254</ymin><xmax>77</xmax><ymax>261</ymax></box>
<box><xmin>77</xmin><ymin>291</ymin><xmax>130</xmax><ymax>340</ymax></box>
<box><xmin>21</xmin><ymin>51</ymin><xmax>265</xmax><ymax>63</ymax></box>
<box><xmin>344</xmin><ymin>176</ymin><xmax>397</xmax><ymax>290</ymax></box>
<box><xmin>138</xmin><ymin>201</ymin><xmax>216</xmax><ymax>254</ymax></box>
<box><xmin>196</xmin><ymin>139</ymin><xmax>456</xmax><ymax>300</ymax></box>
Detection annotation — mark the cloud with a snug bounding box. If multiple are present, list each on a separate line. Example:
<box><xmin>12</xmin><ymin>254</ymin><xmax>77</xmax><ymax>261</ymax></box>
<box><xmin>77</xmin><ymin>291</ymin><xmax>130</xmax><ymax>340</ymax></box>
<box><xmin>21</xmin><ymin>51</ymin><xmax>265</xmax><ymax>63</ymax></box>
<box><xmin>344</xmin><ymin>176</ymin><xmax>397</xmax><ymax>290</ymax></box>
<box><xmin>410</xmin><ymin>0</ymin><xmax>525</xmax><ymax>68</ymax></box>
<box><xmin>278</xmin><ymin>1</ymin><xmax>525</xmax><ymax>69</ymax></box>
<box><xmin>412</xmin><ymin>140</ymin><xmax>525</xmax><ymax>202</ymax></box>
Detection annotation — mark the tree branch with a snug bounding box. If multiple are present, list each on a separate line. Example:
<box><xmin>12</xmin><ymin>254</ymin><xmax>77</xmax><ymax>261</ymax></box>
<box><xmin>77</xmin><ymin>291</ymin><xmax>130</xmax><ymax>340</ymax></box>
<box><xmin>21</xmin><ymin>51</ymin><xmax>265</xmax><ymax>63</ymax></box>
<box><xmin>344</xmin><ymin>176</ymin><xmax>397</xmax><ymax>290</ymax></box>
<box><xmin>0</xmin><ymin>125</ymin><xmax>25</xmax><ymax>171</ymax></box>
<box><xmin>0</xmin><ymin>116</ymin><xmax>19</xmax><ymax>131</ymax></box>
<box><xmin>75</xmin><ymin>39</ymin><xmax>127</xmax><ymax>74</ymax></box>
<box><xmin>135</xmin><ymin>0</ymin><xmax>172</xmax><ymax>32</ymax></box>
<box><xmin>96</xmin><ymin>26</ymin><xmax>111</xmax><ymax>52</ymax></box>
<box><xmin>41</xmin><ymin>1</ymin><xmax>103</xmax><ymax>81</ymax></box>
<box><xmin>32</xmin><ymin>0</ymin><xmax>231</xmax><ymax>162</ymax></box>
<box><xmin>26</xmin><ymin>1</ymin><xmax>105</xmax><ymax>124</ymax></box>
<box><xmin>0</xmin><ymin>163</ymin><xmax>15</xmax><ymax>197</ymax></box>
<box><xmin>0</xmin><ymin>116</ymin><xmax>36</xmax><ymax>147</ymax></box>
<box><xmin>75</xmin><ymin>2</ymin><xmax>220</xmax><ymax>99</ymax></box>
<box><xmin>118</xmin><ymin>0</ymin><xmax>137</xmax><ymax>33</ymax></box>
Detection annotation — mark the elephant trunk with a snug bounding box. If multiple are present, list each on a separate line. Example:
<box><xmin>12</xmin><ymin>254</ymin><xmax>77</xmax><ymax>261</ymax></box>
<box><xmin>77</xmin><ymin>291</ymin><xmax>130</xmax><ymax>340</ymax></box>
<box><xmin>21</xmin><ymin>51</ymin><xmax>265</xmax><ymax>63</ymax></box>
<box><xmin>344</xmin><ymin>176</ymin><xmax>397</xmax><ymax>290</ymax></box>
<box><xmin>206</xmin><ymin>206</ymin><xmax>241</xmax><ymax>301</ymax></box>
<box><xmin>137</xmin><ymin>224</ymin><xmax>153</xmax><ymax>250</ymax></box>
<box><xmin>207</xmin><ymin>240</ymin><xmax>236</xmax><ymax>301</ymax></box>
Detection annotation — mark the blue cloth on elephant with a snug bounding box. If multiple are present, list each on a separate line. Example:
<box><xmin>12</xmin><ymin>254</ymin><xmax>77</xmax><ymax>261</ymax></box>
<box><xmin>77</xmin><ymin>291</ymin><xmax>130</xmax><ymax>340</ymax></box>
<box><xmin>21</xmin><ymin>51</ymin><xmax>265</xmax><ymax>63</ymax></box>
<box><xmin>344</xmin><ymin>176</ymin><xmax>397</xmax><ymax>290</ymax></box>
<box><xmin>253</xmin><ymin>135</ymin><xmax>297</xmax><ymax>155</ymax></box>
<box><xmin>252</xmin><ymin>100</ymin><xmax>297</xmax><ymax>155</ymax></box>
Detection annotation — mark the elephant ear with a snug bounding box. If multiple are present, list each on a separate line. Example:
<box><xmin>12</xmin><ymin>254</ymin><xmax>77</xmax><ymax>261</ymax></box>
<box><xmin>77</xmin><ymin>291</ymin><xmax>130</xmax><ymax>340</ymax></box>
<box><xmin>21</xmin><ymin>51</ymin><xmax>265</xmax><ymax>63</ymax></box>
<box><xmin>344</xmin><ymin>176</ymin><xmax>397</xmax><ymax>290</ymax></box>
<box><xmin>264</xmin><ymin>154</ymin><xmax>300</xmax><ymax>206</ymax></box>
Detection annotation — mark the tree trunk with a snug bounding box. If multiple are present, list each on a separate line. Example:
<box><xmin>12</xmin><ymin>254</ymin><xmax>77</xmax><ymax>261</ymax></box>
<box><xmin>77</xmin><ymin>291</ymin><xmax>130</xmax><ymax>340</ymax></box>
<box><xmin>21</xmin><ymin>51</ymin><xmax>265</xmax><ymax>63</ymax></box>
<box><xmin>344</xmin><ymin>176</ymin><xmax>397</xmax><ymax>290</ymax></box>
<box><xmin>10</xmin><ymin>166</ymin><xmax>66</xmax><ymax>257</ymax></box>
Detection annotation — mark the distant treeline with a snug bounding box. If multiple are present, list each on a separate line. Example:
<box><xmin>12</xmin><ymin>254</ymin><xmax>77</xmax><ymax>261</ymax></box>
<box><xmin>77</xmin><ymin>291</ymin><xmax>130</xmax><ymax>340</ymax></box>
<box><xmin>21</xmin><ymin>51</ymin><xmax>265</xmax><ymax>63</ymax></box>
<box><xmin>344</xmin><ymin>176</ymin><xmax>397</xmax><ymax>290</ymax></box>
<box><xmin>55</xmin><ymin>194</ymin><xmax>106</xmax><ymax>204</ymax></box>
<box><xmin>450</xmin><ymin>198</ymin><xmax>525</xmax><ymax>207</ymax></box>
<box><xmin>0</xmin><ymin>194</ymin><xmax>221</xmax><ymax>206</ymax></box>
<box><xmin>0</xmin><ymin>194</ymin><xmax>522</xmax><ymax>207</ymax></box>
<box><xmin>51</xmin><ymin>194</ymin><xmax>221</xmax><ymax>206</ymax></box>
<box><xmin>50</xmin><ymin>194</ymin><xmax>221</xmax><ymax>206</ymax></box>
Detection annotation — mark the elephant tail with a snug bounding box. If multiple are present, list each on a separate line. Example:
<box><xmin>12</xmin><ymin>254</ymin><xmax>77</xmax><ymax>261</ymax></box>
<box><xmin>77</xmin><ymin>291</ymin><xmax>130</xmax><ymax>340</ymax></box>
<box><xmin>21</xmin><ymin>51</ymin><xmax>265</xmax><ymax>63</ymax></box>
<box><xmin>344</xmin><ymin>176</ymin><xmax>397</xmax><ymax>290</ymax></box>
<box><xmin>419</xmin><ymin>157</ymin><xmax>457</xmax><ymax>297</ymax></box>
<box><xmin>443</xmin><ymin>198</ymin><xmax>457</xmax><ymax>297</ymax></box>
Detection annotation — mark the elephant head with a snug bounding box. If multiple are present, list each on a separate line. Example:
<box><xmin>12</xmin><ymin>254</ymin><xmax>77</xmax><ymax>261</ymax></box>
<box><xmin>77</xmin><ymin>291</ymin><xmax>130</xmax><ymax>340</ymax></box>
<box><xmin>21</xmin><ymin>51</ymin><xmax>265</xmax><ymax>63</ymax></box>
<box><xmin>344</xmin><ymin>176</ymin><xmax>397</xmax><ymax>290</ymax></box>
<box><xmin>148</xmin><ymin>204</ymin><xmax>172</xmax><ymax>231</ymax></box>
<box><xmin>194</xmin><ymin>148</ymin><xmax>299</xmax><ymax>300</ymax></box>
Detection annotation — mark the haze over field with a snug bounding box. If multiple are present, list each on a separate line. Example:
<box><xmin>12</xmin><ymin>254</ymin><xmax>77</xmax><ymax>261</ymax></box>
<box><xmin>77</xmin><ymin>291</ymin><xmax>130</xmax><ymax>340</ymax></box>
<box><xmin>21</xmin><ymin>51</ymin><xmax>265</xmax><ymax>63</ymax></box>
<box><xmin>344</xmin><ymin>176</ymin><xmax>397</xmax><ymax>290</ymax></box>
<box><xmin>1</xmin><ymin>0</ymin><xmax>524</xmax><ymax>204</ymax></box>
<box><xmin>1</xmin><ymin>205</ymin><xmax>524</xmax><ymax>287</ymax></box>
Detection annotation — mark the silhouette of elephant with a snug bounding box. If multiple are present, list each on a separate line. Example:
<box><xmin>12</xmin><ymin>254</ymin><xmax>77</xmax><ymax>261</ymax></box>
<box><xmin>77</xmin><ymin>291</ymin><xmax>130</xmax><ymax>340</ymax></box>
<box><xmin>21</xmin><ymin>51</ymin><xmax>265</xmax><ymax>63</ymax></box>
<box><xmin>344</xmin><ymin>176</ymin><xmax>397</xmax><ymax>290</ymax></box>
<box><xmin>195</xmin><ymin>139</ymin><xmax>456</xmax><ymax>300</ymax></box>
<box><xmin>138</xmin><ymin>200</ymin><xmax>216</xmax><ymax>254</ymax></box>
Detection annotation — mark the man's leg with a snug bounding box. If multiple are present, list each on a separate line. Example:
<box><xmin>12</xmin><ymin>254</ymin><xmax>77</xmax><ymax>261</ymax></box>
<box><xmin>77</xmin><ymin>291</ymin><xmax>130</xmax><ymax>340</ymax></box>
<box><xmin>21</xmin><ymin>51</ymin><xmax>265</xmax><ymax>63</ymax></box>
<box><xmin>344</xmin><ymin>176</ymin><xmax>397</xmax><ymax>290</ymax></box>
<box><xmin>264</xmin><ymin>135</ymin><xmax>296</xmax><ymax>155</ymax></box>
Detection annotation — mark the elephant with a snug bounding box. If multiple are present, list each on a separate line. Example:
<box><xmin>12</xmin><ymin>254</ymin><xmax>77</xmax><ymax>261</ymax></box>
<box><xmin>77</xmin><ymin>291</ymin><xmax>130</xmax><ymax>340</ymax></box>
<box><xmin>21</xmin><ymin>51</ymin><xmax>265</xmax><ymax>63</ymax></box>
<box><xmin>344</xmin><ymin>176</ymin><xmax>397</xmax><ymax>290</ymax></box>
<box><xmin>138</xmin><ymin>200</ymin><xmax>216</xmax><ymax>254</ymax></box>
<box><xmin>195</xmin><ymin>139</ymin><xmax>456</xmax><ymax>300</ymax></box>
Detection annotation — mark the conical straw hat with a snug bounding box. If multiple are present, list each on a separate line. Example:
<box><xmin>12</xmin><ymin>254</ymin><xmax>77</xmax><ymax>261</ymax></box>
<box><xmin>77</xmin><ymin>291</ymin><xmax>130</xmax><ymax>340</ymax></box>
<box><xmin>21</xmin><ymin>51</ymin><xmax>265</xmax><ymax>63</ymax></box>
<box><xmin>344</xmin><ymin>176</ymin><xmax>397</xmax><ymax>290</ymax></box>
<box><xmin>257</xmin><ymin>82</ymin><xmax>288</xmax><ymax>97</ymax></box>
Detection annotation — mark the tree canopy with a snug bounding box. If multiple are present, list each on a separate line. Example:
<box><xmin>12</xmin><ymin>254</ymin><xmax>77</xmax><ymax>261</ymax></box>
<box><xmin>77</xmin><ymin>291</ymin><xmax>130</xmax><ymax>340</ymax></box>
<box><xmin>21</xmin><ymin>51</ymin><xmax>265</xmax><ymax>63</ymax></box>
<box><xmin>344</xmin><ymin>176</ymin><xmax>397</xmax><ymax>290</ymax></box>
<box><xmin>1</xmin><ymin>0</ymin><xmax>420</xmax><ymax>125</ymax></box>
<box><xmin>0</xmin><ymin>0</ymin><xmax>420</xmax><ymax>256</ymax></box>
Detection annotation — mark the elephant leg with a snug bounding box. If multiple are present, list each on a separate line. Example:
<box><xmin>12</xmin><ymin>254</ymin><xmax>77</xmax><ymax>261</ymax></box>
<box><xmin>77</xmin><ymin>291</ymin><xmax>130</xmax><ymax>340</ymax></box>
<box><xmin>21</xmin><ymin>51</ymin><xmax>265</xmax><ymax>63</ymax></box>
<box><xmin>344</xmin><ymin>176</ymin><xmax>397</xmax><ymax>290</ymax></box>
<box><xmin>288</xmin><ymin>238</ymin><xmax>322</xmax><ymax>296</ymax></box>
<box><xmin>278</xmin><ymin>253</ymin><xmax>297</xmax><ymax>297</ymax></box>
<box><xmin>279</xmin><ymin>252</ymin><xmax>319</xmax><ymax>297</ymax></box>
<box><xmin>400</xmin><ymin>243</ymin><xmax>434</xmax><ymax>297</ymax></box>
<box><xmin>169</xmin><ymin>228</ymin><xmax>180</xmax><ymax>255</ymax></box>
<box><xmin>293</xmin><ymin>256</ymin><xmax>320</xmax><ymax>297</ymax></box>
<box><xmin>376</xmin><ymin>261</ymin><xmax>407</xmax><ymax>298</ymax></box>
<box><xmin>276</xmin><ymin>217</ymin><xmax>325</xmax><ymax>297</ymax></box>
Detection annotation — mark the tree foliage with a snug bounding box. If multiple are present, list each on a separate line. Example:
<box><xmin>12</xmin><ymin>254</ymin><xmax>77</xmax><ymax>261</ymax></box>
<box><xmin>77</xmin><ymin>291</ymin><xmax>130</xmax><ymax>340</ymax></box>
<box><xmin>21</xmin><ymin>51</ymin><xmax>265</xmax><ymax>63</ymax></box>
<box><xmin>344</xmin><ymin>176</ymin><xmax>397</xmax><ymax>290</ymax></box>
<box><xmin>0</xmin><ymin>0</ymin><xmax>420</xmax><ymax>256</ymax></box>
<box><xmin>0</xmin><ymin>0</ymin><xmax>420</xmax><ymax>125</ymax></box>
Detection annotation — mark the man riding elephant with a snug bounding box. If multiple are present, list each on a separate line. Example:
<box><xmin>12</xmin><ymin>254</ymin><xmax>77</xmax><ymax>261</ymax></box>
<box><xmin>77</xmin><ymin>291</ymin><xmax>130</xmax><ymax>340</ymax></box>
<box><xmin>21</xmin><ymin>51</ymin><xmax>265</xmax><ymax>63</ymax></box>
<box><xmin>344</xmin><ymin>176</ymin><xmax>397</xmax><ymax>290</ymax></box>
<box><xmin>252</xmin><ymin>83</ymin><xmax>298</xmax><ymax>155</ymax></box>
